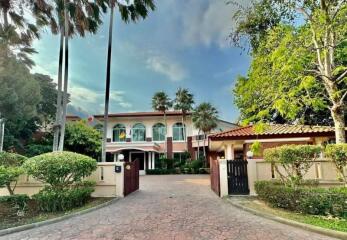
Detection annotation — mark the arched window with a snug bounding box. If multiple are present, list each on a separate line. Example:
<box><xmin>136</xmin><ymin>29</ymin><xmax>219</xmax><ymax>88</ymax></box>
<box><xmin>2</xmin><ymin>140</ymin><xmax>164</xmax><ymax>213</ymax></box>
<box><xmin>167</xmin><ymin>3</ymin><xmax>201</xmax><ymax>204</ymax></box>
<box><xmin>113</xmin><ymin>124</ymin><xmax>126</xmax><ymax>142</ymax></box>
<box><xmin>152</xmin><ymin>123</ymin><xmax>166</xmax><ymax>141</ymax></box>
<box><xmin>173</xmin><ymin>123</ymin><xmax>185</xmax><ymax>141</ymax></box>
<box><xmin>132</xmin><ymin>123</ymin><xmax>146</xmax><ymax>142</ymax></box>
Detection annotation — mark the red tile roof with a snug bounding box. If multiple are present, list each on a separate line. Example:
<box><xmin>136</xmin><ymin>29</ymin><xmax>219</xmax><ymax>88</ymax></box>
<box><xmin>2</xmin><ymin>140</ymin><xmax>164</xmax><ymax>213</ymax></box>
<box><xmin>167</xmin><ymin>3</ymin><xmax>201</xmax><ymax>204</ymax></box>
<box><xmin>209</xmin><ymin>124</ymin><xmax>340</xmax><ymax>140</ymax></box>
<box><xmin>94</xmin><ymin>111</ymin><xmax>189</xmax><ymax>119</ymax></box>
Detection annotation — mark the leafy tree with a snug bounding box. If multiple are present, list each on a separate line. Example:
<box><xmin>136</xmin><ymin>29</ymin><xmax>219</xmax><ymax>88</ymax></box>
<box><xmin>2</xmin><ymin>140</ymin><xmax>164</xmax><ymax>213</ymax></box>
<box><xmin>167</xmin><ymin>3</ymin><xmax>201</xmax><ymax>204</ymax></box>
<box><xmin>192</xmin><ymin>103</ymin><xmax>218</xmax><ymax>162</ymax></box>
<box><xmin>152</xmin><ymin>91</ymin><xmax>172</xmax><ymax>157</ymax></box>
<box><xmin>264</xmin><ymin>145</ymin><xmax>322</xmax><ymax>187</ymax></box>
<box><xmin>0</xmin><ymin>152</ymin><xmax>27</xmax><ymax>195</ymax></box>
<box><xmin>231</xmin><ymin>0</ymin><xmax>347</xmax><ymax>143</ymax></box>
<box><xmin>64</xmin><ymin>120</ymin><xmax>101</xmax><ymax>160</ymax></box>
<box><xmin>174</xmin><ymin>87</ymin><xmax>194</xmax><ymax>145</ymax></box>
<box><xmin>101</xmin><ymin>0</ymin><xmax>155</xmax><ymax>162</ymax></box>
<box><xmin>234</xmin><ymin>25</ymin><xmax>333</xmax><ymax>126</ymax></box>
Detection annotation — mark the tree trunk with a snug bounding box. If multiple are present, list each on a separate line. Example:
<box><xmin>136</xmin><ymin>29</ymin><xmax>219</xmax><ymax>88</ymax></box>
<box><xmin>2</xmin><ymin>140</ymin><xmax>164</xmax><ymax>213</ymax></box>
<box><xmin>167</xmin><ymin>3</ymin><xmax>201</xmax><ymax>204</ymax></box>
<box><xmin>6</xmin><ymin>183</ymin><xmax>13</xmax><ymax>195</ymax></box>
<box><xmin>164</xmin><ymin>111</ymin><xmax>167</xmax><ymax>158</ymax></box>
<box><xmin>3</xmin><ymin>9</ymin><xmax>8</xmax><ymax>27</ymax></box>
<box><xmin>331</xmin><ymin>104</ymin><xmax>346</xmax><ymax>143</ymax></box>
<box><xmin>203</xmin><ymin>133</ymin><xmax>206</xmax><ymax>161</ymax></box>
<box><xmin>102</xmin><ymin>3</ymin><xmax>115</xmax><ymax>162</ymax></box>
<box><xmin>53</xmin><ymin>27</ymin><xmax>64</xmax><ymax>151</ymax></box>
<box><xmin>197</xmin><ymin>129</ymin><xmax>200</xmax><ymax>160</ymax></box>
<box><xmin>0</xmin><ymin>119</ymin><xmax>4</xmax><ymax>152</ymax></box>
<box><xmin>58</xmin><ymin>3</ymin><xmax>69</xmax><ymax>151</ymax></box>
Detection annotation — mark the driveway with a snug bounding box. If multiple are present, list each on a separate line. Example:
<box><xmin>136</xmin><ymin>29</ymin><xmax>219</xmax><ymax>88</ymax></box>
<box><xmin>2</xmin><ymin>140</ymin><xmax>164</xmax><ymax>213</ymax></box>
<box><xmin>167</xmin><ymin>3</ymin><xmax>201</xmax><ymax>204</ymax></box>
<box><xmin>3</xmin><ymin>175</ymin><xmax>335</xmax><ymax>240</ymax></box>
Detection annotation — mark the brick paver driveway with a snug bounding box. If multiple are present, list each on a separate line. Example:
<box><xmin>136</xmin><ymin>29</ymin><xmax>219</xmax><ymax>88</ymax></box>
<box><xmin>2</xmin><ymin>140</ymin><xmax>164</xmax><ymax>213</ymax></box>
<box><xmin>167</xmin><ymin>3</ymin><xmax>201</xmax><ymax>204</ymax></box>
<box><xmin>3</xmin><ymin>175</ymin><xmax>335</xmax><ymax>240</ymax></box>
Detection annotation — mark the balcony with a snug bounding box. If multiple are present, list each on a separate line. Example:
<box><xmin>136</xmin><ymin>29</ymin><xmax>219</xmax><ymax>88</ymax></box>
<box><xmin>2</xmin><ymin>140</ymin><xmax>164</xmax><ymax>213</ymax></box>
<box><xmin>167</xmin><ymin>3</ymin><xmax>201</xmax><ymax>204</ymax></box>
<box><xmin>106</xmin><ymin>140</ymin><xmax>161</xmax><ymax>152</ymax></box>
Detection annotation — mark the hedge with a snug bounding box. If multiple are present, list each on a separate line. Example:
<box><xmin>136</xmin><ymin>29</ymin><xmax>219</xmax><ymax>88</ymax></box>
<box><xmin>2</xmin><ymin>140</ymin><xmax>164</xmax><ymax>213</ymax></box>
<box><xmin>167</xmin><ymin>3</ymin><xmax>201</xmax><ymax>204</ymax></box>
<box><xmin>255</xmin><ymin>181</ymin><xmax>347</xmax><ymax>218</ymax></box>
<box><xmin>146</xmin><ymin>169</ymin><xmax>179</xmax><ymax>175</ymax></box>
<box><xmin>0</xmin><ymin>194</ymin><xmax>29</xmax><ymax>212</ymax></box>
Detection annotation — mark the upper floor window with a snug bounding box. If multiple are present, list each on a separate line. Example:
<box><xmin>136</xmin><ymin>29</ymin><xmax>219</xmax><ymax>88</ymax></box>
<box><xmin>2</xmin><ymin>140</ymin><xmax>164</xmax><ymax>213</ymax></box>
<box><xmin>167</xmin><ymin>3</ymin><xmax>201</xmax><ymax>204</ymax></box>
<box><xmin>153</xmin><ymin>123</ymin><xmax>166</xmax><ymax>141</ymax></box>
<box><xmin>132</xmin><ymin>123</ymin><xmax>146</xmax><ymax>142</ymax></box>
<box><xmin>173</xmin><ymin>123</ymin><xmax>185</xmax><ymax>141</ymax></box>
<box><xmin>113</xmin><ymin>124</ymin><xmax>126</xmax><ymax>142</ymax></box>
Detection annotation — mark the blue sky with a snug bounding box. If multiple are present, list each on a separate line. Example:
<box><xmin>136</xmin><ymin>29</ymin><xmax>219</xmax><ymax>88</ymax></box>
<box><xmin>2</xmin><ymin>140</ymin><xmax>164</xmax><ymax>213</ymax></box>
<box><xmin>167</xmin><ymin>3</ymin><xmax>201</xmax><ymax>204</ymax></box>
<box><xmin>32</xmin><ymin>0</ymin><xmax>251</xmax><ymax>122</ymax></box>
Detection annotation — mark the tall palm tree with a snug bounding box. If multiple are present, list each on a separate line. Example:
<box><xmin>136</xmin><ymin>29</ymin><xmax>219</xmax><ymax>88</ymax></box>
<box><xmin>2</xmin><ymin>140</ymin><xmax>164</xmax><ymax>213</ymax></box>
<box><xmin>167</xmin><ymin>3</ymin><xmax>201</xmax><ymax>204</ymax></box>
<box><xmin>0</xmin><ymin>0</ymin><xmax>50</xmax><ymax>67</ymax></box>
<box><xmin>152</xmin><ymin>91</ymin><xmax>172</xmax><ymax>158</ymax></box>
<box><xmin>101</xmin><ymin>0</ymin><xmax>155</xmax><ymax>162</ymax></box>
<box><xmin>45</xmin><ymin>0</ymin><xmax>106</xmax><ymax>151</ymax></box>
<box><xmin>173</xmin><ymin>87</ymin><xmax>194</xmax><ymax>147</ymax></box>
<box><xmin>192</xmin><ymin>103</ymin><xmax>218</xmax><ymax>164</ymax></box>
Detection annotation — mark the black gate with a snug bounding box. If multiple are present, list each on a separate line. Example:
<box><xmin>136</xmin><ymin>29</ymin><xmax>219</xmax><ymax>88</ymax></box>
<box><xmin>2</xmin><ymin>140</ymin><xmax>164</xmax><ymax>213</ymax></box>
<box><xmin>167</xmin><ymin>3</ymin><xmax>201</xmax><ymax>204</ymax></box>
<box><xmin>227</xmin><ymin>160</ymin><xmax>249</xmax><ymax>195</ymax></box>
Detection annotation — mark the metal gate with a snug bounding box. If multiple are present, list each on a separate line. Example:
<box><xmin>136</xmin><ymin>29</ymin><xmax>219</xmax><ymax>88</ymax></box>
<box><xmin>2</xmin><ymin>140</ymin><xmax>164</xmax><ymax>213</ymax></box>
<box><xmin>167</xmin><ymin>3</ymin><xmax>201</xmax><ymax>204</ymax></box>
<box><xmin>124</xmin><ymin>160</ymin><xmax>139</xmax><ymax>196</ymax></box>
<box><xmin>227</xmin><ymin>160</ymin><xmax>249</xmax><ymax>195</ymax></box>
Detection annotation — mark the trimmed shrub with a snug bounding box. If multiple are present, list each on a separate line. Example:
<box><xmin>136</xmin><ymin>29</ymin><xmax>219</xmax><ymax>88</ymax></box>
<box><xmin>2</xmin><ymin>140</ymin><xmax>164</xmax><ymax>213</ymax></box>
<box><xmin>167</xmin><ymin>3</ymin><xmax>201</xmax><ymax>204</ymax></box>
<box><xmin>0</xmin><ymin>152</ymin><xmax>27</xmax><ymax>195</ymax></box>
<box><xmin>255</xmin><ymin>181</ymin><xmax>347</xmax><ymax>218</ymax></box>
<box><xmin>325</xmin><ymin>144</ymin><xmax>347</xmax><ymax>184</ymax></box>
<box><xmin>0</xmin><ymin>194</ymin><xmax>29</xmax><ymax>214</ymax></box>
<box><xmin>264</xmin><ymin>145</ymin><xmax>321</xmax><ymax>187</ymax></box>
<box><xmin>24</xmin><ymin>151</ymin><xmax>97</xmax><ymax>189</ymax></box>
<box><xmin>33</xmin><ymin>184</ymin><xmax>95</xmax><ymax>212</ymax></box>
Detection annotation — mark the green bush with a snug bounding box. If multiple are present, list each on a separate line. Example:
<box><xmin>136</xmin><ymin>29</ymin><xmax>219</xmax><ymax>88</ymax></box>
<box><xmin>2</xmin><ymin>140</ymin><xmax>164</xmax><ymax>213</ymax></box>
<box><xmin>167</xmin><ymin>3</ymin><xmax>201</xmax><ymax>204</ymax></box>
<box><xmin>325</xmin><ymin>144</ymin><xmax>347</xmax><ymax>184</ymax></box>
<box><xmin>0</xmin><ymin>194</ymin><xmax>29</xmax><ymax>214</ymax></box>
<box><xmin>146</xmin><ymin>168</ymin><xmax>178</xmax><ymax>175</ymax></box>
<box><xmin>255</xmin><ymin>181</ymin><xmax>347</xmax><ymax>218</ymax></box>
<box><xmin>0</xmin><ymin>152</ymin><xmax>27</xmax><ymax>195</ymax></box>
<box><xmin>24</xmin><ymin>151</ymin><xmax>97</xmax><ymax>189</ymax></box>
<box><xmin>25</xmin><ymin>144</ymin><xmax>52</xmax><ymax>157</ymax></box>
<box><xmin>264</xmin><ymin>145</ymin><xmax>321</xmax><ymax>187</ymax></box>
<box><xmin>33</xmin><ymin>184</ymin><xmax>95</xmax><ymax>212</ymax></box>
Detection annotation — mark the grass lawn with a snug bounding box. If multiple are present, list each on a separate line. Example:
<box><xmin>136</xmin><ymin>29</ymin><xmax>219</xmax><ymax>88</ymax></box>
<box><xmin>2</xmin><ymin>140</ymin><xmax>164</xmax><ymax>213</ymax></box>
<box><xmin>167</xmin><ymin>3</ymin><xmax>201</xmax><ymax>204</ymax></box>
<box><xmin>234</xmin><ymin>198</ymin><xmax>347</xmax><ymax>233</ymax></box>
<box><xmin>0</xmin><ymin>197</ymin><xmax>114</xmax><ymax>230</ymax></box>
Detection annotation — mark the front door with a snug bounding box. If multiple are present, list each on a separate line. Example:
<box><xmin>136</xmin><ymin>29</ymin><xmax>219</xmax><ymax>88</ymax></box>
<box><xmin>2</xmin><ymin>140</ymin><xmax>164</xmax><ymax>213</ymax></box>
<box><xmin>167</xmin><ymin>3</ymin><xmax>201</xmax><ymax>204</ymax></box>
<box><xmin>130</xmin><ymin>152</ymin><xmax>146</xmax><ymax>175</ymax></box>
<box><xmin>227</xmin><ymin>160</ymin><xmax>249</xmax><ymax>195</ymax></box>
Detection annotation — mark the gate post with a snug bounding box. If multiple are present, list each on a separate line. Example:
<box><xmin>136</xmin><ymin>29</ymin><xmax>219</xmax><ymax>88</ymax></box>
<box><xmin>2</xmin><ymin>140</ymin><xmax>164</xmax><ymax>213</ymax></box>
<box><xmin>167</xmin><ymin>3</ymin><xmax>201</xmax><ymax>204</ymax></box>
<box><xmin>247</xmin><ymin>159</ymin><xmax>257</xmax><ymax>196</ymax></box>
<box><xmin>219</xmin><ymin>159</ymin><xmax>228</xmax><ymax>197</ymax></box>
<box><xmin>115</xmin><ymin>162</ymin><xmax>125</xmax><ymax>197</ymax></box>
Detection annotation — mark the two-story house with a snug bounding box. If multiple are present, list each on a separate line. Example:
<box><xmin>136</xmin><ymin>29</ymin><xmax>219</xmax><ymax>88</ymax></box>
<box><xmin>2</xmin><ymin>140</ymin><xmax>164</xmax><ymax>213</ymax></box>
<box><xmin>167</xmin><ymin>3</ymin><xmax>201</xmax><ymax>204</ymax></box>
<box><xmin>94</xmin><ymin>111</ymin><xmax>237</xmax><ymax>175</ymax></box>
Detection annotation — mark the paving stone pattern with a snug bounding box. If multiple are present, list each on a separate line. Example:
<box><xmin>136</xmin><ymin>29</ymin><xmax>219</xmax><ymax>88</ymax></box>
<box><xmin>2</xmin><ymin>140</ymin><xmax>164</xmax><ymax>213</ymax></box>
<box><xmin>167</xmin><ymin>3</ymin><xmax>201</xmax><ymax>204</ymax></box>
<box><xmin>2</xmin><ymin>175</ymin><xmax>335</xmax><ymax>240</ymax></box>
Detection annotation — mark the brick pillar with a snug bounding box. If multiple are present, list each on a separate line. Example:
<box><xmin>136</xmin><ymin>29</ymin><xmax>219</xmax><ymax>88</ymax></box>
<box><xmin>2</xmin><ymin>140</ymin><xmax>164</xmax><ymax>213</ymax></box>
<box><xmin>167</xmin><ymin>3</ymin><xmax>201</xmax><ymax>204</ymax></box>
<box><xmin>187</xmin><ymin>136</ymin><xmax>195</xmax><ymax>160</ymax></box>
<box><xmin>167</xmin><ymin>137</ymin><xmax>173</xmax><ymax>159</ymax></box>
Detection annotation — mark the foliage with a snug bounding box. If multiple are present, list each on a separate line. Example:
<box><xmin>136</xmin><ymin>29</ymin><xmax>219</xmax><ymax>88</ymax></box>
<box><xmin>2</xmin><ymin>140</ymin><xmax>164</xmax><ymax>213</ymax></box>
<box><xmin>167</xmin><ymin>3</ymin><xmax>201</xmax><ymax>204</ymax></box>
<box><xmin>24</xmin><ymin>152</ymin><xmax>97</xmax><ymax>190</ymax></box>
<box><xmin>173</xmin><ymin>87</ymin><xmax>194</xmax><ymax>115</ymax></box>
<box><xmin>264</xmin><ymin>145</ymin><xmax>321</xmax><ymax>187</ymax></box>
<box><xmin>64</xmin><ymin>121</ymin><xmax>102</xmax><ymax>160</ymax></box>
<box><xmin>33</xmin><ymin>185</ymin><xmax>95</xmax><ymax>212</ymax></box>
<box><xmin>146</xmin><ymin>169</ymin><xmax>178</xmax><ymax>175</ymax></box>
<box><xmin>0</xmin><ymin>194</ymin><xmax>30</xmax><ymax>215</ymax></box>
<box><xmin>0</xmin><ymin>152</ymin><xmax>27</xmax><ymax>195</ymax></box>
<box><xmin>255</xmin><ymin>181</ymin><xmax>347</xmax><ymax>219</ymax></box>
<box><xmin>250</xmin><ymin>141</ymin><xmax>262</xmax><ymax>156</ymax></box>
<box><xmin>152</xmin><ymin>91</ymin><xmax>172</xmax><ymax>113</ymax></box>
<box><xmin>325</xmin><ymin>144</ymin><xmax>347</xmax><ymax>184</ymax></box>
<box><xmin>25</xmin><ymin>144</ymin><xmax>52</xmax><ymax>158</ymax></box>
<box><xmin>230</xmin><ymin>0</ymin><xmax>347</xmax><ymax>143</ymax></box>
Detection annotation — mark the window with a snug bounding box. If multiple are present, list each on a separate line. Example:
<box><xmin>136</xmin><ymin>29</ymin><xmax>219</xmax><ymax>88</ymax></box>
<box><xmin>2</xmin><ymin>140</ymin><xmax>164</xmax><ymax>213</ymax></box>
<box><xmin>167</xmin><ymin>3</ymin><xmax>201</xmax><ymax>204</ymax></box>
<box><xmin>113</xmin><ymin>124</ymin><xmax>126</xmax><ymax>142</ymax></box>
<box><xmin>152</xmin><ymin>123</ymin><xmax>166</xmax><ymax>141</ymax></box>
<box><xmin>132</xmin><ymin>123</ymin><xmax>146</xmax><ymax>142</ymax></box>
<box><xmin>173</xmin><ymin>123</ymin><xmax>185</xmax><ymax>141</ymax></box>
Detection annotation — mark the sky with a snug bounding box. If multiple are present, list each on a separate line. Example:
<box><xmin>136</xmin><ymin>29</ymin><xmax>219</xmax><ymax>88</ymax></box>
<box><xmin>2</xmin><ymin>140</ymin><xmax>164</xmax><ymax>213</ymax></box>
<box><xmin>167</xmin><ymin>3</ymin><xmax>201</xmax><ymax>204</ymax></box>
<box><xmin>32</xmin><ymin>0</ymin><xmax>251</xmax><ymax>123</ymax></box>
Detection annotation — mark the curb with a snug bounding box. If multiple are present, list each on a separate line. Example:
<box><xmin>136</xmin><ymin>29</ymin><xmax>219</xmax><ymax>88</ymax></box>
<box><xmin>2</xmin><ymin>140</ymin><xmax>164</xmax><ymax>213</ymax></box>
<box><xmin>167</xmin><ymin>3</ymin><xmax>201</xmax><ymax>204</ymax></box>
<box><xmin>0</xmin><ymin>198</ymin><xmax>120</xmax><ymax>237</ymax></box>
<box><xmin>226</xmin><ymin>198</ymin><xmax>347</xmax><ymax>240</ymax></box>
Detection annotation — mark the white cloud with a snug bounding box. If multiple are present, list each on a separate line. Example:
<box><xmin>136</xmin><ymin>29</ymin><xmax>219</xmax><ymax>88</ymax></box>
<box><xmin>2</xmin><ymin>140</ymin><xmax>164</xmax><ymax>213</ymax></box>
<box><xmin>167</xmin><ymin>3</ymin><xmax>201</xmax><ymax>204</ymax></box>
<box><xmin>69</xmin><ymin>85</ymin><xmax>133</xmax><ymax>113</ymax></box>
<box><xmin>180</xmin><ymin>0</ymin><xmax>251</xmax><ymax>48</ymax></box>
<box><xmin>146</xmin><ymin>55</ymin><xmax>187</xmax><ymax>82</ymax></box>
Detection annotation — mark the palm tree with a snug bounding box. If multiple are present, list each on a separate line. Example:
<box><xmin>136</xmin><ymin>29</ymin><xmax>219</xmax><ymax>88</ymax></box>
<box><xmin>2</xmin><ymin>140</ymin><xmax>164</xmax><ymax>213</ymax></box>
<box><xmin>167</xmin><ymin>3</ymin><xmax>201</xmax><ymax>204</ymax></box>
<box><xmin>173</xmin><ymin>87</ymin><xmax>194</xmax><ymax>147</ymax></box>
<box><xmin>192</xmin><ymin>103</ymin><xmax>218</xmax><ymax>164</ymax></box>
<box><xmin>101</xmin><ymin>0</ymin><xmax>155</xmax><ymax>162</ymax></box>
<box><xmin>0</xmin><ymin>0</ymin><xmax>50</xmax><ymax>67</ymax></box>
<box><xmin>45</xmin><ymin>0</ymin><xmax>106</xmax><ymax>151</ymax></box>
<box><xmin>152</xmin><ymin>91</ymin><xmax>172</xmax><ymax>158</ymax></box>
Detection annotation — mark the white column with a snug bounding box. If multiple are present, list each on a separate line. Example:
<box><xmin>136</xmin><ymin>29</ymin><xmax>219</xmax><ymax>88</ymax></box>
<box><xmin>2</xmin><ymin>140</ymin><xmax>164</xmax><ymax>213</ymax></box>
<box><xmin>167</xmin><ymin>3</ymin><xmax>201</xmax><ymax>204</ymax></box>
<box><xmin>115</xmin><ymin>162</ymin><xmax>124</xmax><ymax>197</ymax></box>
<box><xmin>219</xmin><ymin>159</ymin><xmax>228</xmax><ymax>197</ymax></box>
<box><xmin>226</xmin><ymin>144</ymin><xmax>234</xmax><ymax>160</ymax></box>
<box><xmin>153</xmin><ymin>153</ymin><xmax>156</xmax><ymax>169</ymax></box>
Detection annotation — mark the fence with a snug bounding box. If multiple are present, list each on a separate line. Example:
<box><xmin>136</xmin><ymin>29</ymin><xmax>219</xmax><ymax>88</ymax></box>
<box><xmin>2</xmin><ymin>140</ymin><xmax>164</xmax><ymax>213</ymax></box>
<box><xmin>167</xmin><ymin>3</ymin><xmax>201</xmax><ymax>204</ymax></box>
<box><xmin>0</xmin><ymin>162</ymin><xmax>126</xmax><ymax>198</ymax></box>
<box><xmin>217</xmin><ymin>158</ymin><xmax>344</xmax><ymax>197</ymax></box>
